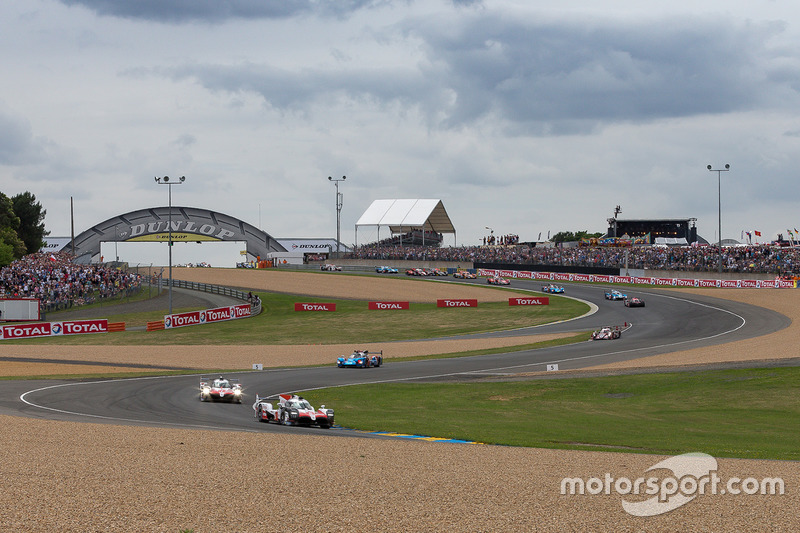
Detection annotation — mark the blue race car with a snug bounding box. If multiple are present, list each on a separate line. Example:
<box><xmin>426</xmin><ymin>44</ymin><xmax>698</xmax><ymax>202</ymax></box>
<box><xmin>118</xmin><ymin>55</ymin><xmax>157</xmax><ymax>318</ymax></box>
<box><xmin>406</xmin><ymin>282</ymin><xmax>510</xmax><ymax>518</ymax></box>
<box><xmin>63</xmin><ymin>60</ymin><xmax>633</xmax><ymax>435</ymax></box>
<box><xmin>337</xmin><ymin>350</ymin><xmax>383</xmax><ymax>368</ymax></box>
<box><xmin>375</xmin><ymin>266</ymin><xmax>398</xmax><ymax>274</ymax></box>
<box><xmin>541</xmin><ymin>284</ymin><xmax>565</xmax><ymax>294</ymax></box>
<box><xmin>604</xmin><ymin>289</ymin><xmax>628</xmax><ymax>300</ymax></box>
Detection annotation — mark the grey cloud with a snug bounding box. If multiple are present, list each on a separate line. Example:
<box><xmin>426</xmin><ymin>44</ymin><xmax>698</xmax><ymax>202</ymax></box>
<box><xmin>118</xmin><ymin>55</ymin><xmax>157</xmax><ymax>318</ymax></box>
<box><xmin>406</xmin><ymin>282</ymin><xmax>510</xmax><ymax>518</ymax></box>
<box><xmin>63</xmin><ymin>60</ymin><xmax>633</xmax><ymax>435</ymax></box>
<box><xmin>0</xmin><ymin>108</ymin><xmax>37</xmax><ymax>165</ymax></box>
<box><xmin>59</xmin><ymin>0</ymin><xmax>388</xmax><ymax>23</ymax></box>
<box><xmin>149</xmin><ymin>13</ymin><xmax>800</xmax><ymax>136</ymax></box>
<box><xmin>407</xmin><ymin>15</ymin><xmax>800</xmax><ymax>132</ymax></box>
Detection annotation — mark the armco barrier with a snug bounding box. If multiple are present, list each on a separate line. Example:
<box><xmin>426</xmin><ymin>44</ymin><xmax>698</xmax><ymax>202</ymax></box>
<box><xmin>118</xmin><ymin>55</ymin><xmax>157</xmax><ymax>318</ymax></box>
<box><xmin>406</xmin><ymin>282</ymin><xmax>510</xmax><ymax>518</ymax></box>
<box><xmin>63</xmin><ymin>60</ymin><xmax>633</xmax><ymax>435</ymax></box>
<box><xmin>144</xmin><ymin>276</ymin><xmax>261</xmax><ymax>316</ymax></box>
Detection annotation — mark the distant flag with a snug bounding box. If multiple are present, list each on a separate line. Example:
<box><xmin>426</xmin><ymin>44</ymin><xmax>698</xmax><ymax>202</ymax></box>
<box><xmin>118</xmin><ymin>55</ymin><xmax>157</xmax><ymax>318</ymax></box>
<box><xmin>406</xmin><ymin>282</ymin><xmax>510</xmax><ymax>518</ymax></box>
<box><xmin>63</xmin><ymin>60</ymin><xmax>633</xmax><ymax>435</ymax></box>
<box><xmin>49</xmin><ymin>254</ymin><xmax>57</xmax><ymax>261</ymax></box>
<box><xmin>741</xmin><ymin>230</ymin><xmax>744</xmax><ymax>240</ymax></box>
<box><xmin>754</xmin><ymin>230</ymin><xmax>762</xmax><ymax>237</ymax></box>
<box><xmin>795</xmin><ymin>228</ymin><xmax>799</xmax><ymax>233</ymax></box>
<box><xmin>538</xmin><ymin>232</ymin><xmax>542</xmax><ymax>241</ymax></box>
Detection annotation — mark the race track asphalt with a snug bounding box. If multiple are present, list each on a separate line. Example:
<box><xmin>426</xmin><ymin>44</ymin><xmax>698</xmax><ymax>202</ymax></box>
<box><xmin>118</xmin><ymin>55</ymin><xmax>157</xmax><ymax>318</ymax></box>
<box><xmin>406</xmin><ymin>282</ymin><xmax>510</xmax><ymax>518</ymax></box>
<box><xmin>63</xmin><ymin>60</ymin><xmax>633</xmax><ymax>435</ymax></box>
<box><xmin>7</xmin><ymin>278</ymin><xmax>791</xmax><ymax>440</ymax></box>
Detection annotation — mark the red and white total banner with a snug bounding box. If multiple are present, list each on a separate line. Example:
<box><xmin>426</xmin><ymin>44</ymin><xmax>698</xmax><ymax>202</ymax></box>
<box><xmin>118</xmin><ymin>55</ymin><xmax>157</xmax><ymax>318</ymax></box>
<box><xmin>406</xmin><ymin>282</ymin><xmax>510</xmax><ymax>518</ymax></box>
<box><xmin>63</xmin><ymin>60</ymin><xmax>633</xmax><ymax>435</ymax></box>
<box><xmin>0</xmin><ymin>319</ymin><xmax>108</xmax><ymax>340</ymax></box>
<box><xmin>509</xmin><ymin>297</ymin><xmax>549</xmax><ymax>306</ymax></box>
<box><xmin>294</xmin><ymin>302</ymin><xmax>336</xmax><ymax>312</ymax></box>
<box><xmin>437</xmin><ymin>299</ymin><xmax>478</xmax><ymax>308</ymax></box>
<box><xmin>368</xmin><ymin>301</ymin><xmax>410</xmax><ymax>310</ymax></box>
<box><xmin>166</xmin><ymin>303</ymin><xmax>252</xmax><ymax>329</ymax></box>
<box><xmin>477</xmin><ymin>268</ymin><xmax>796</xmax><ymax>289</ymax></box>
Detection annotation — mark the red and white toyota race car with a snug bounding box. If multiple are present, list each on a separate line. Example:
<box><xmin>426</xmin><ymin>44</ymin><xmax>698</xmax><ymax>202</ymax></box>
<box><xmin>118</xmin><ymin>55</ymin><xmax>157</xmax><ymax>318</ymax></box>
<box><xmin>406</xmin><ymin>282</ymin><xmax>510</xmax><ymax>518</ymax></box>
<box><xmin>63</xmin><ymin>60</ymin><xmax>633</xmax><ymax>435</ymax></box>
<box><xmin>199</xmin><ymin>376</ymin><xmax>243</xmax><ymax>403</ymax></box>
<box><xmin>487</xmin><ymin>276</ymin><xmax>510</xmax><ymax>285</ymax></box>
<box><xmin>253</xmin><ymin>394</ymin><xmax>334</xmax><ymax>428</ymax></box>
<box><xmin>590</xmin><ymin>327</ymin><xmax>622</xmax><ymax>340</ymax></box>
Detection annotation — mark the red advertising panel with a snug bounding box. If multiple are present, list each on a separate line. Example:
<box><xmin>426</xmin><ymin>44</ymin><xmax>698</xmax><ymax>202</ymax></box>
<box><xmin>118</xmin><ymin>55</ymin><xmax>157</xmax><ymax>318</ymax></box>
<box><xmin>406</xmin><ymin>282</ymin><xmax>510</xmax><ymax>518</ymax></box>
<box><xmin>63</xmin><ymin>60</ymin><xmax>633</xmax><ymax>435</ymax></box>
<box><xmin>572</xmin><ymin>274</ymin><xmax>591</xmax><ymax>283</ymax></box>
<box><xmin>59</xmin><ymin>319</ymin><xmax>108</xmax><ymax>335</ymax></box>
<box><xmin>1</xmin><ymin>322</ymin><xmax>52</xmax><ymax>340</ymax></box>
<box><xmin>553</xmin><ymin>273</ymin><xmax>571</xmax><ymax>281</ymax></box>
<box><xmin>477</xmin><ymin>268</ymin><xmax>497</xmax><ymax>277</ymax></box>
<box><xmin>633</xmin><ymin>276</ymin><xmax>653</xmax><ymax>285</ymax></box>
<box><xmin>499</xmin><ymin>270</ymin><xmax>516</xmax><ymax>278</ymax></box>
<box><xmin>437</xmin><ymin>299</ymin><xmax>478</xmax><ymax>308</ymax></box>
<box><xmin>509</xmin><ymin>297</ymin><xmax>549</xmax><ymax>306</ymax></box>
<box><xmin>676</xmin><ymin>278</ymin><xmax>696</xmax><ymax>287</ymax></box>
<box><xmin>592</xmin><ymin>274</ymin><xmax>611</xmax><ymax>283</ymax></box>
<box><xmin>516</xmin><ymin>270</ymin><xmax>533</xmax><ymax>279</ymax></box>
<box><xmin>294</xmin><ymin>302</ymin><xmax>336</xmax><ymax>311</ymax></box>
<box><xmin>653</xmin><ymin>278</ymin><xmax>676</xmax><ymax>286</ymax></box>
<box><xmin>165</xmin><ymin>310</ymin><xmax>204</xmax><ymax>329</ymax></box>
<box><xmin>368</xmin><ymin>301</ymin><xmax>410</xmax><ymax>310</ymax></box>
<box><xmin>614</xmin><ymin>276</ymin><xmax>633</xmax><ymax>284</ymax></box>
<box><xmin>695</xmin><ymin>279</ymin><xmax>720</xmax><ymax>288</ymax></box>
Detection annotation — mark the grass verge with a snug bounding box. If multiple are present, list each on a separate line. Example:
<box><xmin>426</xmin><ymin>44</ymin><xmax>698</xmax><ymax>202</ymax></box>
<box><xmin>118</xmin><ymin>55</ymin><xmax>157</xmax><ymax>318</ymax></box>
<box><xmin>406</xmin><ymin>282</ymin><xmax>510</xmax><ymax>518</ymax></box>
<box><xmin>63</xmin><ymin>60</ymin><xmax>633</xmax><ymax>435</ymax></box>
<box><xmin>300</xmin><ymin>366</ymin><xmax>800</xmax><ymax>460</ymax></box>
<box><xmin>10</xmin><ymin>291</ymin><xmax>589</xmax><ymax>345</ymax></box>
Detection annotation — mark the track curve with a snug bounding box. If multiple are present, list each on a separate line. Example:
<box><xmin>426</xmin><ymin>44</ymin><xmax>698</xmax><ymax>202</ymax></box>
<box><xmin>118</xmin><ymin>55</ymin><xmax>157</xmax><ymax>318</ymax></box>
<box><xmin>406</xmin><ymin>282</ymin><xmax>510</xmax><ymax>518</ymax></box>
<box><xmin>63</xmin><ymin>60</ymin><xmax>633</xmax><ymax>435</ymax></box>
<box><xmin>10</xmin><ymin>278</ymin><xmax>791</xmax><ymax>438</ymax></box>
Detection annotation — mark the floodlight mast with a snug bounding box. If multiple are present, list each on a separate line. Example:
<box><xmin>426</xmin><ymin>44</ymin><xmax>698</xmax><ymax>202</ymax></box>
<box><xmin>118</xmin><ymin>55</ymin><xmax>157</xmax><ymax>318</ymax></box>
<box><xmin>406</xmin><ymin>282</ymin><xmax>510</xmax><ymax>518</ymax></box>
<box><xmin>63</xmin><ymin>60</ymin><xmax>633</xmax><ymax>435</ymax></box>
<box><xmin>154</xmin><ymin>175</ymin><xmax>186</xmax><ymax>314</ymax></box>
<box><xmin>707</xmin><ymin>164</ymin><xmax>730</xmax><ymax>274</ymax></box>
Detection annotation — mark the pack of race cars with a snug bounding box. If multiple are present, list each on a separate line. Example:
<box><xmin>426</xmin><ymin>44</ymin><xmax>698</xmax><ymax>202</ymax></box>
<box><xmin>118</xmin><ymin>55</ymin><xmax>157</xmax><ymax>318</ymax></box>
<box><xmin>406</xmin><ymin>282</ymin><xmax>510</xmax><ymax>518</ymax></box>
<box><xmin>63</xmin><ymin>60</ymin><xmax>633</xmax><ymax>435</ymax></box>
<box><xmin>198</xmin><ymin>280</ymin><xmax>650</xmax><ymax>430</ymax></box>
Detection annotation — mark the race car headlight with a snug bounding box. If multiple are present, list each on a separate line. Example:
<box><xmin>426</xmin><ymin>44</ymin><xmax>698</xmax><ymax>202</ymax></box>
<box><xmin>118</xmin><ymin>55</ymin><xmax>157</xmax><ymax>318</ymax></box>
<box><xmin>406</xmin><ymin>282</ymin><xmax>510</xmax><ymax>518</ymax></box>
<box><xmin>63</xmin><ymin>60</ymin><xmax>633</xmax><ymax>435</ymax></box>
<box><xmin>202</xmin><ymin>387</ymin><xmax>211</xmax><ymax>394</ymax></box>
<box><xmin>234</xmin><ymin>389</ymin><xmax>242</xmax><ymax>396</ymax></box>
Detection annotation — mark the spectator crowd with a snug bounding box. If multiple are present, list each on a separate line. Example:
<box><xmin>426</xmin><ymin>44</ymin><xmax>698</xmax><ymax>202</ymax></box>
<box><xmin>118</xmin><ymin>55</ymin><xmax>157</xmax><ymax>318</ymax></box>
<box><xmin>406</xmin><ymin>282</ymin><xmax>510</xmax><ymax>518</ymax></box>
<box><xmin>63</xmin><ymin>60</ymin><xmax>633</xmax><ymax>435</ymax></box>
<box><xmin>349</xmin><ymin>243</ymin><xmax>800</xmax><ymax>275</ymax></box>
<box><xmin>0</xmin><ymin>252</ymin><xmax>142</xmax><ymax>312</ymax></box>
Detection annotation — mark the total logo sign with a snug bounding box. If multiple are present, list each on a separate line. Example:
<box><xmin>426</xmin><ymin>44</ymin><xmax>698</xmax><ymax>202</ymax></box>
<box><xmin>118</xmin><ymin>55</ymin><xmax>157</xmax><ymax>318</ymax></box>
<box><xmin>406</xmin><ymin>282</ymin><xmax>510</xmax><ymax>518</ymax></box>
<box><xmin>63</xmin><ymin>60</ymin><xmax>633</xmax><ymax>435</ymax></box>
<box><xmin>369</xmin><ymin>301</ymin><xmax>410</xmax><ymax>310</ymax></box>
<box><xmin>0</xmin><ymin>319</ymin><xmax>108</xmax><ymax>340</ymax></box>
<box><xmin>509</xmin><ymin>297</ymin><xmax>549</xmax><ymax>306</ymax></box>
<box><xmin>295</xmin><ymin>303</ymin><xmax>336</xmax><ymax>311</ymax></box>
<box><xmin>437</xmin><ymin>299</ymin><xmax>478</xmax><ymax>308</ymax></box>
<box><xmin>1</xmin><ymin>322</ymin><xmax>52</xmax><ymax>340</ymax></box>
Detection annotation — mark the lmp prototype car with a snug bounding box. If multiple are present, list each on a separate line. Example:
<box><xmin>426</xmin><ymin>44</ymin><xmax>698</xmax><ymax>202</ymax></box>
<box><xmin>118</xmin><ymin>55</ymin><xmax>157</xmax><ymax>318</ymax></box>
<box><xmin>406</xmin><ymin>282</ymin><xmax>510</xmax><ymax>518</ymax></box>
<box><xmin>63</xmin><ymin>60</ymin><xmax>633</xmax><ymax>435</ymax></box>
<box><xmin>337</xmin><ymin>349</ymin><xmax>383</xmax><ymax>368</ymax></box>
<box><xmin>590</xmin><ymin>327</ymin><xmax>622</xmax><ymax>340</ymax></box>
<box><xmin>253</xmin><ymin>394</ymin><xmax>334</xmax><ymax>428</ymax></box>
<box><xmin>487</xmin><ymin>276</ymin><xmax>511</xmax><ymax>285</ymax></box>
<box><xmin>624</xmin><ymin>297</ymin><xmax>646</xmax><ymax>308</ymax></box>
<box><xmin>541</xmin><ymin>284</ymin><xmax>565</xmax><ymax>294</ymax></box>
<box><xmin>453</xmin><ymin>270</ymin><xmax>476</xmax><ymax>279</ymax></box>
<box><xmin>199</xmin><ymin>376</ymin><xmax>243</xmax><ymax>403</ymax></box>
<box><xmin>428</xmin><ymin>268</ymin><xmax>448</xmax><ymax>276</ymax></box>
<box><xmin>320</xmin><ymin>264</ymin><xmax>342</xmax><ymax>271</ymax></box>
<box><xmin>375</xmin><ymin>266</ymin><xmax>398</xmax><ymax>274</ymax></box>
<box><xmin>604</xmin><ymin>289</ymin><xmax>628</xmax><ymax>300</ymax></box>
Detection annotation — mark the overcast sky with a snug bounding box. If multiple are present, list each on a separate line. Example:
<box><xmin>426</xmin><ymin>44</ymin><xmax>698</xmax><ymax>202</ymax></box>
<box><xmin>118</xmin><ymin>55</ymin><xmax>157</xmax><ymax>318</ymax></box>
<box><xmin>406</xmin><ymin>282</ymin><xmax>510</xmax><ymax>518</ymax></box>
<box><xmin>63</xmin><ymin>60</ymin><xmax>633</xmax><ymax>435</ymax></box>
<box><xmin>3</xmin><ymin>0</ymin><xmax>800</xmax><ymax>266</ymax></box>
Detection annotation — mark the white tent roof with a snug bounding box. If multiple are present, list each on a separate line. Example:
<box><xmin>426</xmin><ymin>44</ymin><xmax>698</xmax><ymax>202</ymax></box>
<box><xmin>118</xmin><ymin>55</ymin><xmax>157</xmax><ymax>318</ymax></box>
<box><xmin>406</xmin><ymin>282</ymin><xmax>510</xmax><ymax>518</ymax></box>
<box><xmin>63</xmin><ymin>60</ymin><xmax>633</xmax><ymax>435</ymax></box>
<box><xmin>356</xmin><ymin>199</ymin><xmax>455</xmax><ymax>234</ymax></box>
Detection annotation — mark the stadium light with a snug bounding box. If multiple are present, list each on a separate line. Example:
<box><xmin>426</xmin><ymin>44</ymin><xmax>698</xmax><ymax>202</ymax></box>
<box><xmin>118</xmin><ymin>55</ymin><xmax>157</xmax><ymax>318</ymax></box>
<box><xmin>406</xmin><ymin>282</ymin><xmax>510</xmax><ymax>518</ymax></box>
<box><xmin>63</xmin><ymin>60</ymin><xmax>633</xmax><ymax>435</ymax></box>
<box><xmin>155</xmin><ymin>175</ymin><xmax>186</xmax><ymax>314</ymax></box>
<box><xmin>707</xmin><ymin>164</ymin><xmax>730</xmax><ymax>274</ymax></box>
<box><xmin>328</xmin><ymin>176</ymin><xmax>346</xmax><ymax>257</ymax></box>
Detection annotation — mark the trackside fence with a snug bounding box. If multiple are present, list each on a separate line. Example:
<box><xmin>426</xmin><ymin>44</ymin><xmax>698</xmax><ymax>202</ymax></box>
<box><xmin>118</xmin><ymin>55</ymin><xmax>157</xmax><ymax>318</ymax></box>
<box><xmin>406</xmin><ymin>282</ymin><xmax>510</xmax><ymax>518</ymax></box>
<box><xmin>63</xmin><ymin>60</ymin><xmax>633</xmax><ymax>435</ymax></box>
<box><xmin>144</xmin><ymin>276</ymin><xmax>262</xmax><ymax>316</ymax></box>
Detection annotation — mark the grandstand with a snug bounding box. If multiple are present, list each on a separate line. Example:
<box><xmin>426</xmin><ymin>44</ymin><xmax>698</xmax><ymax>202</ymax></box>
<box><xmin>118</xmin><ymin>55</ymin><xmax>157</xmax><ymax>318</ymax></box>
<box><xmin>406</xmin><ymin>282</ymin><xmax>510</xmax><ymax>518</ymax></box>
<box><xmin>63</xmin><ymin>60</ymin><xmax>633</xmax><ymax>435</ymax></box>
<box><xmin>355</xmin><ymin>199</ymin><xmax>456</xmax><ymax>247</ymax></box>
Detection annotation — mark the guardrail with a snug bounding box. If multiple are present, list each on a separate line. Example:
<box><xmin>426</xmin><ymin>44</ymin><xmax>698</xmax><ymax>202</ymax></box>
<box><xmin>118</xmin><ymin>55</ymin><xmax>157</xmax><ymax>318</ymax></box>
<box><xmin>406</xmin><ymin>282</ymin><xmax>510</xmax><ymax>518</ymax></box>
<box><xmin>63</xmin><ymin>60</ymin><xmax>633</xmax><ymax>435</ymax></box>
<box><xmin>143</xmin><ymin>276</ymin><xmax>262</xmax><ymax>316</ymax></box>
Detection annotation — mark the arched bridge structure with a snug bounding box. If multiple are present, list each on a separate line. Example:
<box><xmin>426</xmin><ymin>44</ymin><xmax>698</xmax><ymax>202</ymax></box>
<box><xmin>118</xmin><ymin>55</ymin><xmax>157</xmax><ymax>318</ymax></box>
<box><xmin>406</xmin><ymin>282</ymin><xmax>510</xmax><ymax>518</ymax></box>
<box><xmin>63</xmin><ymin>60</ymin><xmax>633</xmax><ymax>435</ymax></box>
<box><xmin>69</xmin><ymin>206</ymin><xmax>286</xmax><ymax>264</ymax></box>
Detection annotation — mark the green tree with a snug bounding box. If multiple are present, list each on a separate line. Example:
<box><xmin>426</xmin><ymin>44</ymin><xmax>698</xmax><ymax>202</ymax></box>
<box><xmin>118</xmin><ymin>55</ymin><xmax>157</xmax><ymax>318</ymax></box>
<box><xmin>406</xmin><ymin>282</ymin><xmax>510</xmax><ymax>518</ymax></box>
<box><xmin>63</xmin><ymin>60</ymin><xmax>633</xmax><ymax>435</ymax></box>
<box><xmin>550</xmin><ymin>230</ymin><xmax>604</xmax><ymax>243</ymax></box>
<box><xmin>0</xmin><ymin>241</ymin><xmax>13</xmax><ymax>267</ymax></box>
<box><xmin>12</xmin><ymin>191</ymin><xmax>48</xmax><ymax>254</ymax></box>
<box><xmin>0</xmin><ymin>193</ymin><xmax>26</xmax><ymax>264</ymax></box>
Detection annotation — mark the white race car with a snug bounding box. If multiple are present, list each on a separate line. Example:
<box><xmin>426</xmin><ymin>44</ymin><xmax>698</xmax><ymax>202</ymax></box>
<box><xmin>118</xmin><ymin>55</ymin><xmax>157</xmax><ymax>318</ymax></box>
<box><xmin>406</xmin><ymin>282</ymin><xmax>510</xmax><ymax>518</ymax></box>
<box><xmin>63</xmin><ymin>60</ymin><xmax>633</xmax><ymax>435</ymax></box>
<box><xmin>590</xmin><ymin>327</ymin><xmax>622</xmax><ymax>340</ymax></box>
<box><xmin>253</xmin><ymin>393</ymin><xmax>334</xmax><ymax>428</ymax></box>
<box><xmin>199</xmin><ymin>376</ymin><xmax>243</xmax><ymax>403</ymax></box>
<box><xmin>321</xmin><ymin>264</ymin><xmax>342</xmax><ymax>271</ymax></box>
